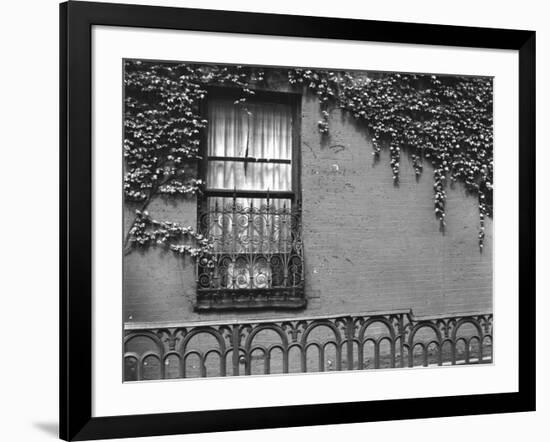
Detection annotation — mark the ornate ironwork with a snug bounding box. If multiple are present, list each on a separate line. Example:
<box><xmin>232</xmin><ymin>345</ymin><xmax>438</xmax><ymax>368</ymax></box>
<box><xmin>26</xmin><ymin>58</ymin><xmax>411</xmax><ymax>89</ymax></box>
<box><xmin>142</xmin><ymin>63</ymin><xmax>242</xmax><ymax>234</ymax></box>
<box><xmin>124</xmin><ymin>310</ymin><xmax>493</xmax><ymax>381</ymax></box>
<box><xmin>196</xmin><ymin>195</ymin><xmax>305</xmax><ymax>310</ymax></box>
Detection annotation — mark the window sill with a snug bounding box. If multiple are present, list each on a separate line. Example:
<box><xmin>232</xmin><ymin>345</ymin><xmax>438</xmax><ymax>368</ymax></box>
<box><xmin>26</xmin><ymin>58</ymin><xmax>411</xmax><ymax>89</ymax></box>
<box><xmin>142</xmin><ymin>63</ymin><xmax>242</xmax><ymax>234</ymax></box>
<box><xmin>194</xmin><ymin>286</ymin><xmax>306</xmax><ymax>311</ymax></box>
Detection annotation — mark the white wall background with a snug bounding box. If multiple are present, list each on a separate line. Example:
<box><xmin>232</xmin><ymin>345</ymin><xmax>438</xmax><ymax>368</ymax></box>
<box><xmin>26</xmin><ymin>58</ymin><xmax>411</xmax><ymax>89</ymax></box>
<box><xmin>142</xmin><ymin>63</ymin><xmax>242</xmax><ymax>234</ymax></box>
<box><xmin>0</xmin><ymin>0</ymin><xmax>546</xmax><ymax>441</ymax></box>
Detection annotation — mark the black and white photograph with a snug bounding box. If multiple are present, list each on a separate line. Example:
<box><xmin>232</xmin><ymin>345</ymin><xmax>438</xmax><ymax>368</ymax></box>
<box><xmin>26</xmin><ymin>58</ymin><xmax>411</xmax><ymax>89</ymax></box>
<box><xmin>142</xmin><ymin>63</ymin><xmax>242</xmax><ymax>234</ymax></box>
<box><xmin>0</xmin><ymin>0</ymin><xmax>543</xmax><ymax>440</ymax></box>
<box><xmin>123</xmin><ymin>60</ymin><xmax>494</xmax><ymax>381</ymax></box>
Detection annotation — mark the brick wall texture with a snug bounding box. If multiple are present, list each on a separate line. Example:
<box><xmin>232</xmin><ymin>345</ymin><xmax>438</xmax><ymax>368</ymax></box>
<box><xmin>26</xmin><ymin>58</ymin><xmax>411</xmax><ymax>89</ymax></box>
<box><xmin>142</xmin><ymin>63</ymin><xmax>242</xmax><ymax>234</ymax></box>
<box><xmin>123</xmin><ymin>81</ymin><xmax>493</xmax><ymax>326</ymax></box>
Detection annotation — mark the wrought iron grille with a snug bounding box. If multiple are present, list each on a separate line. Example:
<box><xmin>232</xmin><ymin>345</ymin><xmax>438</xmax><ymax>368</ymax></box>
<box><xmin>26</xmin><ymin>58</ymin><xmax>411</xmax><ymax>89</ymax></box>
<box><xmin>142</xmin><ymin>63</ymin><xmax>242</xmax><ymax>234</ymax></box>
<box><xmin>195</xmin><ymin>196</ymin><xmax>305</xmax><ymax>310</ymax></box>
<box><xmin>124</xmin><ymin>311</ymin><xmax>493</xmax><ymax>380</ymax></box>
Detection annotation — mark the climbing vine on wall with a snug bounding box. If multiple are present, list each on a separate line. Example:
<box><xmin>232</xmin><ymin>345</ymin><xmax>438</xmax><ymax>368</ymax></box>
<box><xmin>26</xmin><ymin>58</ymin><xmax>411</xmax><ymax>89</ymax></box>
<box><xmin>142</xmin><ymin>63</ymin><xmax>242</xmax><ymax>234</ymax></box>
<box><xmin>124</xmin><ymin>60</ymin><xmax>263</xmax><ymax>256</ymax></box>
<box><xmin>288</xmin><ymin>69</ymin><xmax>493</xmax><ymax>250</ymax></box>
<box><xmin>124</xmin><ymin>60</ymin><xmax>492</xmax><ymax>257</ymax></box>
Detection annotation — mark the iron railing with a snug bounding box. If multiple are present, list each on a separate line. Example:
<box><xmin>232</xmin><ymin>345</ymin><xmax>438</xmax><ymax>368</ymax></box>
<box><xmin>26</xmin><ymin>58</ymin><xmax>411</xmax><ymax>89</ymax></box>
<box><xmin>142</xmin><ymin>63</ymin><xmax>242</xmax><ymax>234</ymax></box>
<box><xmin>195</xmin><ymin>197</ymin><xmax>305</xmax><ymax>310</ymax></box>
<box><xmin>124</xmin><ymin>310</ymin><xmax>493</xmax><ymax>381</ymax></box>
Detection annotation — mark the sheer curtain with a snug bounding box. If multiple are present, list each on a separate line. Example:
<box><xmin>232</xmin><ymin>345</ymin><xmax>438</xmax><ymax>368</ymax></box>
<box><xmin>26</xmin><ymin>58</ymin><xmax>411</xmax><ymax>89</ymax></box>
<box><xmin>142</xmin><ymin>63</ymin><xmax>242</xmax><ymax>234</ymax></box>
<box><xmin>207</xmin><ymin>98</ymin><xmax>292</xmax><ymax>193</ymax></box>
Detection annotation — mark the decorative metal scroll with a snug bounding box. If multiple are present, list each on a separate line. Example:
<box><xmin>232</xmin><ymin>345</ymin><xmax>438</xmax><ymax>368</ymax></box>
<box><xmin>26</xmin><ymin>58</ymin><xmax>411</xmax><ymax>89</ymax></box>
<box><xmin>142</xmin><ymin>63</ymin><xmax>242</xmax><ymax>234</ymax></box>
<box><xmin>196</xmin><ymin>197</ymin><xmax>305</xmax><ymax>310</ymax></box>
<box><xmin>124</xmin><ymin>311</ymin><xmax>493</xmax><ymax>381</ymax></box>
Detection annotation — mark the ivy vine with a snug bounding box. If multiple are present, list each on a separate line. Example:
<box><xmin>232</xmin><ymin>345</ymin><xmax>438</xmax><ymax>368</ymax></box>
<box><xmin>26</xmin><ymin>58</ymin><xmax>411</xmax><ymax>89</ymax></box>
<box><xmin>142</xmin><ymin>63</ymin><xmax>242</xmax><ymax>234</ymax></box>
<box><xmin>123</xmin><ymin>61</ymin><xmax>263</xmax><ymax>257</ymax></box>
<box><xmin>124</xmin><ymin>60</ymin><xmax>492</xmax><ymax>257</ymax></box>
<box><xmin>288</xmin><ymin>69</ymin><xmax>493</xmax><ymax>250</ymax></box>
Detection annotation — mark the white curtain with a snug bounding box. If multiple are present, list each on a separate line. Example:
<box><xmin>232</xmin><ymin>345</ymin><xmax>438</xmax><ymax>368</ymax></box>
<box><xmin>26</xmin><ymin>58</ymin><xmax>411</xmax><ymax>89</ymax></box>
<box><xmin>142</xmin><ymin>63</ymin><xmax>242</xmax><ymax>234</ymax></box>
<box><xmin>207</xmin><ymin>98</ymin><xmax>292</xmax><ymax>192</ymax></box>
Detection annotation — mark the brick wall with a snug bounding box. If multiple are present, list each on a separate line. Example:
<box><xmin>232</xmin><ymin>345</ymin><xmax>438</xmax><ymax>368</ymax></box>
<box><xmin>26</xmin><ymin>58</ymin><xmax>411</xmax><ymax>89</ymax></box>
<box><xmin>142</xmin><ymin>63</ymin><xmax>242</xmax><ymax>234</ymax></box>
<box><xmin>124</xmin><ymin>82</ymin><xmax>492</xmax><ymax>326</ymax></box>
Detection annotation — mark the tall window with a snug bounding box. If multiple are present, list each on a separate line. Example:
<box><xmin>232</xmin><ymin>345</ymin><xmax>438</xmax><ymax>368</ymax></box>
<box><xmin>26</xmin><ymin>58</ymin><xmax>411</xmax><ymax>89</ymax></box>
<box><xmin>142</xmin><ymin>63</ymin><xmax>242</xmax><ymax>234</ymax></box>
<box><xmin>196</xmin><ymin>88</ymin><xmax>304</xmax><ymax>310</ymax></box>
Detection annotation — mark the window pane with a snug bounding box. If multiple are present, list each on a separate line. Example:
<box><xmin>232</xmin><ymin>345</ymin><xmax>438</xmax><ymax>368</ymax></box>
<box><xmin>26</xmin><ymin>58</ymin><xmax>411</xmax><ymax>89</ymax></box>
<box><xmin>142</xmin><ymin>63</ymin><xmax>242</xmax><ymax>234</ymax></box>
<box><xmin>207</xmin><ymin>98</ymin><xmax>292</xmax><ymax>160</ymax></box>
<box><xmin>207</xmin><ymin>161</ymin><xmax>291</xmax><ymax>191</ymax></box>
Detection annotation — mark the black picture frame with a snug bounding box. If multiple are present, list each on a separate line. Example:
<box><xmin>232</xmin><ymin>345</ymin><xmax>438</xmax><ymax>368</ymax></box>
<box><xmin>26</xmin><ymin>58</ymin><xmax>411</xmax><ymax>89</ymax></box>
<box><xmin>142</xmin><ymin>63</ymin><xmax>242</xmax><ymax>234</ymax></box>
<box><xmin>60</xmin><ymin>1</ymin><xmax>536</xmax><ymax>440</ymax></box>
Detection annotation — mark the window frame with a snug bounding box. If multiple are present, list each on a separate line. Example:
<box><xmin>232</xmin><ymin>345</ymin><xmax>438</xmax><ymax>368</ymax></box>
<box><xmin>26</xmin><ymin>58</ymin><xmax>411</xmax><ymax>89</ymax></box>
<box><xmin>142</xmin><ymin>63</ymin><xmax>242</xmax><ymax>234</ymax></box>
<box><xmin>195</xmin><ymin>85</ymin><xmax>304</xmax><ymax>311</ymax></box>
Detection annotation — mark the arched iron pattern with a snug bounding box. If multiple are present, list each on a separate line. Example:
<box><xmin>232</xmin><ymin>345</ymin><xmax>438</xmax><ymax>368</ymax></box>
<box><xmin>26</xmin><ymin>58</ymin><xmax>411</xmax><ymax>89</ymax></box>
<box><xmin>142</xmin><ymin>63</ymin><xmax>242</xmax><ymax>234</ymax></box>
<box><xmin>451</xmin><ymin>318</ymin><xmax>484</xmax><ymax>341</ymax></box>
<box><xmin>247</xmin><ymin>346</ymin><xmax>268</xmax><ymax>375</ymax></box>
<box><xmin>301</xmin><ymin>319</ymin><xmax>343</xmax><ymax>371</ymax></box>
<box><xmin>163</xmin><ymin>351</ymin><xmax>184</xmax><ymax>378</ymax></box>
<box><xmin>182</xmin><ymin>350</ymin><xmax>205</xmax><ymax>378</ymax></box>
<box><xmin>361</xmin><ymin>338</ymin><xmax>377</xmax><ymax>369</ymax></box>
<box><xmin>286</xmin><ymin>342</ymin><xmax>305</xmax><ymax>372</ymax></box>
<box><xmin>378</xmin><ymin>336</ymin><xmax>396</xmax><ymax>368</ymax></box>
<box><xmin>124</xmin><ymin>331</ymin><xmax>165</xmax><ymax>357</ymax></box>
<box><xmin>204</xmin><ymin>348</ymin><xmax>225</xmax><ymax>376</ymax></box>
<box><xmin>177</xmin><ymin>326</ymin><xmax>227</xmax><ymax>356</ymax></box>
<box><xmin>244</xmin><ymin>324</ymin><xmax>290</xmax><ymax>353</ymax></box>
<box><xmin>481</xmin><ymin>335</ymin><xmax>493</xmax><ymax>363</ymax></box>
<box><xmin>408</xmin><ymin>321</ymin><xmax>443</xmax><ymax>349</ymax></box>
<box><xmin>123</xmin><ymin>310</ymin><xmax>492</xmax><ymax>380</ymax></box>
<box><xmin>455</xmin><ymin>337</ymin><xmax>469</xmax><ymax>364</ymax></box>
<box><xmin>304</xmin><ymin>342</ymin><xmax>323</xmax><ymax>372</ymax></box>
<box><xmin>141</xmin><ymin>352</ymin><xmax>163</xmax><ymax>379</ymax></box>
<box><xmin>196</xmin><ymin>198</ymin><xmax>306</xmax><ymax>310</ymax></box>
<box><xmin>441</xmin><ymin>338</ymin><xmax>456</xmax><ymax>365</ymax></box>
<box><xmin>426</xmin><ymin>340</ymin><xmax>441</xmax><ymax>366</ymax></box>
<box><xmin>467</xmin><ymin>335</ymin><xmax>482</xmax><ymax>363</ymax></box>
<box><xmin>124</xmin><ymin>353</ymin><xmax>140</xmax><ymax>381</ymax></box>
<box><xmin>358</xmin><ymin>317</ymin><xmax>396</xmax><ymax>342</ymax></box>
<box><xmin>268</xmin><ymin>344</ymin><xmax>287</xmax><ymax>374</ymax></box>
